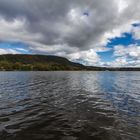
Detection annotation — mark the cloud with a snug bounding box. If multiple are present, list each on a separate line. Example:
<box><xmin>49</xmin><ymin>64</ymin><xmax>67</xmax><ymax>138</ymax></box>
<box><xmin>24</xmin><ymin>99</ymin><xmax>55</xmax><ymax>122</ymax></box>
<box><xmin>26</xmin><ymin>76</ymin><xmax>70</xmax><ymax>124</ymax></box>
<box><xmin>132</xmin><ymin>26</ymin><xmax>140</xmax><ymax>40</ymax></box>
<box><xmin>0</xmin><ymin>0</ymin><xmax>140</xmax><ymax>66</ymax></box>
<box><xmin>67</xmin><ymin>49</ymin><xmax>101</xmax><ymax>66</ymax></box>
<box><xmin>0</xmin><ymin>48</ymin><xmax>20</xmax><ymax>54</ymax></box>
<box><xmin>101</xmin><ymin>44</ymin><xmax>140</xmax><ymax>67</ymax></box>
<box><xmin>0</xmin><ymin>18</ymin><xmax>43</xmax><ymax>43</ymax></box>
<box><xmin>113</xmin><ymin>45</ymin><xmax>140</xmax><ymax>59</ymax></box>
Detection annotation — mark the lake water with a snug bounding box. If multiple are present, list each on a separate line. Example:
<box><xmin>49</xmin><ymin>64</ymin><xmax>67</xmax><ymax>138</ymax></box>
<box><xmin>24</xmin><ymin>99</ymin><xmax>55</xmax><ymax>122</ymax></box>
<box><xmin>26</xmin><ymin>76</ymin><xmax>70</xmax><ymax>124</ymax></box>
<box><xmin>0</xmin><ymin>71</ymin><xmax>140</xmax><ymax>140</ymax></box>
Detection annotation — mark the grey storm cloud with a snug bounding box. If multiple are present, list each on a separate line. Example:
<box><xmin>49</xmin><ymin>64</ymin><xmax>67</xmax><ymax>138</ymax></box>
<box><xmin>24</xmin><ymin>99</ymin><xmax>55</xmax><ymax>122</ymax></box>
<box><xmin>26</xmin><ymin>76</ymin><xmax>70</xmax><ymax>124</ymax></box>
<box><xmin>0</xmin><ymin>0</ymin><xmax>119</xmax><ymax>47</ymax></box>
<box><xmin>0</xmin><ymin>0</ymin><xmax>140</xmax><ymax>65</ymax></box>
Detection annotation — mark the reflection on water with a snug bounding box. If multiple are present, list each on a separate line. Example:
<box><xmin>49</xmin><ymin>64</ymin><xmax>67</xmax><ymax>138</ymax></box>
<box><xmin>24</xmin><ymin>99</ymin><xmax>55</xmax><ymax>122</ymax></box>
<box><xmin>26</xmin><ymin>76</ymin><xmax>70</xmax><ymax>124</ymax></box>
<box><xmin>0</xmin><ymin>71</ymin><xmax>140</xmax><ymax>140</ymax></box>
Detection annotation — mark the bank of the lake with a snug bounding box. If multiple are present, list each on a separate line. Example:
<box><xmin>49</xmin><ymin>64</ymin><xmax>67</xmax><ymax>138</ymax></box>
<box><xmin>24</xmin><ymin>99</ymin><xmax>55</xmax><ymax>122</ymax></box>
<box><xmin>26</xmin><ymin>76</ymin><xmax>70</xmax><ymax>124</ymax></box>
<box><xmin>0</xmin><ymin>54</ymin><xmax>140</xmax><ymax>71</ymax></box>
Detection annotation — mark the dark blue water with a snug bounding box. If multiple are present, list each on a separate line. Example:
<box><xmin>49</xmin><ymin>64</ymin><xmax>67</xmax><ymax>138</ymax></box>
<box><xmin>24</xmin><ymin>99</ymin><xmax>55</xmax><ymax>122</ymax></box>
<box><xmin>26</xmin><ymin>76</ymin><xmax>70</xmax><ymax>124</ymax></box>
<box><xmin>0</xmin><ymin>71</ymin><xmax>140</xmax><ymax>140</ymax></box>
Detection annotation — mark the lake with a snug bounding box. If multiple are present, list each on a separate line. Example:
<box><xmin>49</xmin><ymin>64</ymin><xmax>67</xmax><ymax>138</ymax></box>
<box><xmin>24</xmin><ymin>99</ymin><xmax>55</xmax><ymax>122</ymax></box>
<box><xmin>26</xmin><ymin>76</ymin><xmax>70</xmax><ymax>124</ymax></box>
<box><xmin>0</xmin><ymin>71</ymin><xmax>140</xmax><ymax>140</ymax></box>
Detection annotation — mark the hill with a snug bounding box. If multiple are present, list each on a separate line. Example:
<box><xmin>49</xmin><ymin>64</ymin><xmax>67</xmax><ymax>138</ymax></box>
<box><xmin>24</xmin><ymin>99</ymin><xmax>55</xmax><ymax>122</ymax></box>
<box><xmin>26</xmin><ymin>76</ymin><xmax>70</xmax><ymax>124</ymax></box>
<box><xmin>0</xmin><ymin>54</ymin><xmax>140</xmax><ymax>71</ymax></box>
<box><xmin>0</xmin><ymin>54</ymin><xmax>91</xmax><ymax>71</ymax></box>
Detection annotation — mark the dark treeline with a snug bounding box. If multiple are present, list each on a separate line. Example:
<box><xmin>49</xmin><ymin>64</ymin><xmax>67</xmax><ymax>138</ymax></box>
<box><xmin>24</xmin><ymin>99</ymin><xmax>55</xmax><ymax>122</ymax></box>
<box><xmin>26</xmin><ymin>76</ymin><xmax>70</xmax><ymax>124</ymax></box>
<box><xmin>0</xmin><ymin>54</ymin><xmax>140</xmax><ymax>71</ymax></box>
<box><xmin>0</xmin><ymin>54</ymin><xmax>88</xmax><ymax>71</ymax></box>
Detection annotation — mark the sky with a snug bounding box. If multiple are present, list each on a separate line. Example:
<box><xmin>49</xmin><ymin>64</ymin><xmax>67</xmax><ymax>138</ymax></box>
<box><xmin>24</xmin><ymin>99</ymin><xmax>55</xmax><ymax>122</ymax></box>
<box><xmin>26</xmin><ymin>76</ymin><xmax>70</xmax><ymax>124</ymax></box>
<box><xmin>0</xmin><ymin>0</ymin><xmax>140</xmax><ymax>67</ymax></box>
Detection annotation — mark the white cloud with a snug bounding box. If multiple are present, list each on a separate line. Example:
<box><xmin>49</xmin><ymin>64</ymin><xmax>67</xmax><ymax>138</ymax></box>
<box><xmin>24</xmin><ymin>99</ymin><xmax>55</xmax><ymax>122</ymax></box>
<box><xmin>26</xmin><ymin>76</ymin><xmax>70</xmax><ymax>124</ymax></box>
<box><xmin>101</xmin><ymin>44</ymin><xmax>140</xmax><ymax>67</ymax></box>
<box><xmin>116</xmin><ymin>0</ymin><xmax>129</xmax><ymax>13</ymax></box>
<box><xmin>15</xmin><ymin>48</ymin><xmax>28</xmax><ymax>52</ymax></box>
<box><xmin>67</xmin><ymin>49</ymin><xmax>100</xmax><ymax>66</ymax></box>
<box><xmin>111</xmin><ymin>57</ymin><xmax>128</xmax><ymax>67</ymax></box>
<box><xmin>114</xmin><ymin>45</ymin><xmax>140</xmax><ymax>59</ymax></box>
<box><xmin>0</xmin><ymin>48</ymin><xmax>20</xmax><ymax>54</ymax></box>
<box><xmin>132</xmin><ymin>26</ymin><xmax>140</xmax><ymax>40</ymax></box>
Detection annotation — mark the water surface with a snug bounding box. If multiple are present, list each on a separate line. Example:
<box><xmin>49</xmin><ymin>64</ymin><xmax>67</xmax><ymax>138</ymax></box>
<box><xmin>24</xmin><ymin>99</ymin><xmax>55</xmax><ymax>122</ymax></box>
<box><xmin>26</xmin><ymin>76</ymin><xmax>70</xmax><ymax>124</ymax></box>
<box><xmin>0</xmin><ymin>71</ymin><xmax>140</xmax><ymax>140</ymax></box>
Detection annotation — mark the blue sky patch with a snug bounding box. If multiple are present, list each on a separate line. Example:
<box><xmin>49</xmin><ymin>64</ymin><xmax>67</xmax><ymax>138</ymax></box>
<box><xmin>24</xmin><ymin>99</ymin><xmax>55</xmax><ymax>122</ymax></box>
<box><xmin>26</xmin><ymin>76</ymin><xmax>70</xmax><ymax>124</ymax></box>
<box><xmin>98</xmin><ymin>50</ymin><xmax>114</xmax><ymax>62</ymax></box>
<box><xmin>0</xmin><ymin>42</ymin><xmax>30</xmax><ymax>54</ymax></box>
<box><xmin>107</xmin><ymin>33</ymin><xmax>136</xmax><ymax>47</ymax></box>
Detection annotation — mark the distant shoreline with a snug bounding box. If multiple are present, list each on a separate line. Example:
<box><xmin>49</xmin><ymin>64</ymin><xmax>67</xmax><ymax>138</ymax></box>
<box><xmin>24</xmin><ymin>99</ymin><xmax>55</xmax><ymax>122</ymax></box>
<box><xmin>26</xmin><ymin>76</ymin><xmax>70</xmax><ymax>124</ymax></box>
<box><xmin>0</xmin><ymin>69</ymin><xmax>140</xmax><ymax>71</ymax></box>
<box><xmin>0</xmin><ymin>54</ymin><xmax>140</xmax><ymax>71</ymax></box>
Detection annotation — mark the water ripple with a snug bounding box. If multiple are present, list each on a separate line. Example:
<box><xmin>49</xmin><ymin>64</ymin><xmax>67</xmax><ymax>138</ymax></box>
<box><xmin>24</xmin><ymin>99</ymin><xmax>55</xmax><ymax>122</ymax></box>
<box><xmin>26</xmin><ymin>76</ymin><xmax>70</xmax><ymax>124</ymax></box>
<box><xmin>0</xmin><ymin>71</ymin><xmax>140</xmax><ymax>140</ymax></box>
